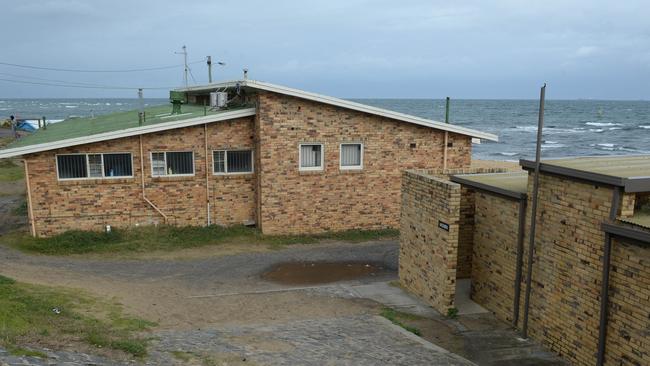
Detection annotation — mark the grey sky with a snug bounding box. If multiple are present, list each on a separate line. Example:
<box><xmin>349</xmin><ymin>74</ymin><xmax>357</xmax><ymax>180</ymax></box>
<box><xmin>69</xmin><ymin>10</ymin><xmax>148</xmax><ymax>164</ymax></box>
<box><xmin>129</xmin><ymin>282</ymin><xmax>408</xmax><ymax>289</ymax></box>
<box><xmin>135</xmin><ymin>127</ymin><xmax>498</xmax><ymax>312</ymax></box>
<box><xmin>1</xmin><ymin>0</ymin><xmax>648</xmax><ymax>99</ymax></box>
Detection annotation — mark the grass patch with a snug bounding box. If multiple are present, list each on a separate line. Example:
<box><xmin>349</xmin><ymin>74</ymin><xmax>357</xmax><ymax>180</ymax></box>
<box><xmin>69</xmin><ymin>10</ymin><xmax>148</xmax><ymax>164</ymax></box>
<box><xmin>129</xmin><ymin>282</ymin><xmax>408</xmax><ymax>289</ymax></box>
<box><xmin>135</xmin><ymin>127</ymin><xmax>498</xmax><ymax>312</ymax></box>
<box><xmin>0</xmin><ymin>159</ymin><xmax>23</xmax><ymax>182</ymax></box>
<box><xmin>4</xmin><ymin>225</ymin><xmax>398</xmax><ymax>256</ymax></box>
<box><xmin>0</xmin><ymin>275</ymin><xmax>155</xmax><ymax>358</ymax></box>
<box><xmin>171</xmin><ymin>350</ymin><xmax>193</xmax><ymax>362</ymax></box>
<box><xmin>6</xmin><ymin>346</ymin><xmax>47</xmax><ymax>358</ymax></box>
<box><xmin>380</xmin><ymin>307</ymin><xmax>422</xmax><ymax>336</ymax></box>
<box><xmin>11</xmin><ymin>196</ymin><xmax>27</xmax><ymax>217</ymax></box>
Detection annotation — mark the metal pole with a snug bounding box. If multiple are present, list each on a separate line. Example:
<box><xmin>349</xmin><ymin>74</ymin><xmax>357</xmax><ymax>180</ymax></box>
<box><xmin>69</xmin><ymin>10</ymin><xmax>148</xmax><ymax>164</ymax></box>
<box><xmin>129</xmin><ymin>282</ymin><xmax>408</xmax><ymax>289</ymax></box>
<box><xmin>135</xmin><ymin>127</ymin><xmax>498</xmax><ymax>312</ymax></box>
<box><xmin>521</xmin><ymin>83</ymin><xmax>546</xmax><ymax>338</ymax></box>
<box><xmin>596</xmin><ymin>187</ymin><xmax>621</xmax><ymax>366</ymax></box>
<box><xmin>207</xmin><ymin>56</ymin><xmax>212</xmax><ymax>83</ymax></box>
<box><xmin>445</xmin><ymin>97</ymin><xmax>450</xmax><ymax>124</ymax></box>
<box><xmin>138</xmin><ymin>88</ymin><xmax>144</xmax><ymax>126</ymax></box>
<box><xmin>443</xmin><ymin>97</ymin><xmax>450</xmax><ymax>170</ymax></box>
<box><xmin>512</xmin><ymin>197</ymin><xmax>528</xmax><ymax>326</ymax></box>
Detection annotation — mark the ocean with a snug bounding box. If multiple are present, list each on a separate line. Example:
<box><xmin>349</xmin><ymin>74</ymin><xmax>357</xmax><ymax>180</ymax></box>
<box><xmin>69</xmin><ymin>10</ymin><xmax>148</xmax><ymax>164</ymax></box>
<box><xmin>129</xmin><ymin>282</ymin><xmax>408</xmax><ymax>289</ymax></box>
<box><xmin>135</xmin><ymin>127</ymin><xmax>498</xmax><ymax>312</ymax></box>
<box><xmin>1</xmin><ymin>98</ymin><xmax>648</xmax><ymax>161</ymax></box>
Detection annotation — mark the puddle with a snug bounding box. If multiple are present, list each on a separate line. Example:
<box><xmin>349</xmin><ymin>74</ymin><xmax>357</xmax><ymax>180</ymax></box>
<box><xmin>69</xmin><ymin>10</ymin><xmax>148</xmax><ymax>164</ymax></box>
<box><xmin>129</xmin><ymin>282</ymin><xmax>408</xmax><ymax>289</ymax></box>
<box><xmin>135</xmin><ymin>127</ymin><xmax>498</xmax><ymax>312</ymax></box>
<box><xmin>262</xmin><ymin>261</ymin><xmax>386</xmax><ymax>285</ymax></box>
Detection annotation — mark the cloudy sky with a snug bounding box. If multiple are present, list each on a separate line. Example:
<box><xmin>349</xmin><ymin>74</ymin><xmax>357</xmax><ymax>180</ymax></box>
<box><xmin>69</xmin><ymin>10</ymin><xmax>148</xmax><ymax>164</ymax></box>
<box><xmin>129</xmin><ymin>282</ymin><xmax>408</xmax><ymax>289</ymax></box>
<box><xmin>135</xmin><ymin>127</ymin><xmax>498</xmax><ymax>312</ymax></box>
<box><xmin>1</xmin><ymin>0</ymin><xmax>648</xmax><ymax>99</ymax></box>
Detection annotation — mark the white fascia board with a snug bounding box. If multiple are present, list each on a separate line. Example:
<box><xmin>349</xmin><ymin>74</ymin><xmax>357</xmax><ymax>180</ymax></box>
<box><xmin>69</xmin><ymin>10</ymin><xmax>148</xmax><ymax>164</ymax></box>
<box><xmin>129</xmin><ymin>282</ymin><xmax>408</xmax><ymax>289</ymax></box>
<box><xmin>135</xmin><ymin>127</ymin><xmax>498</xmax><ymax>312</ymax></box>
<box><xmin>177</xmin><ymin>80</ymin><xmax>498</xmax><ymax>142</ymax></box>
<box><xmin>0</xmin><ymin>108</ymin><xmax>257</xmax><ymax>159</ymax></box>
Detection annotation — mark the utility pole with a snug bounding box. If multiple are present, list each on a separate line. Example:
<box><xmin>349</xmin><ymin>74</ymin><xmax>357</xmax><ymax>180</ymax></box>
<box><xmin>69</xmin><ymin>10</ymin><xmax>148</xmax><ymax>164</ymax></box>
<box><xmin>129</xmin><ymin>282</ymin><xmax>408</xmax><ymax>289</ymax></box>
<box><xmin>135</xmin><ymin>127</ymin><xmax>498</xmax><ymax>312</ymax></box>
<box><xmin>175</xmin><ymin>45</ymin><xmax>189</xmax><ymax>88</ymax></box>
<box><xmin>207</xmin><ymin>56</ymin><xmax>212</xmax><ymax>83</ymax></box>
<box><xmin>521</xmin><ymin>83</ymin><xmax>546</xmax><ymax>339</ymax></box>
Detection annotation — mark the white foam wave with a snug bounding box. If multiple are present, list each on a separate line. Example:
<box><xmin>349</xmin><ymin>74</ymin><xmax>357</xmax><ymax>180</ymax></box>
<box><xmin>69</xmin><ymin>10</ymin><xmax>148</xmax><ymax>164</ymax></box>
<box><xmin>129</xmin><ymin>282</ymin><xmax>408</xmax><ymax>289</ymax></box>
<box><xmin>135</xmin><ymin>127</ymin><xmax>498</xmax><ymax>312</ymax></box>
<box><xmin>639</xmin><ymin>125</ymin><xmax>650</xmax><ymax>129</ymax></box>
<box><xmin>585</xmin><ymin>122</ymin><xmax>621</xmax><ymax>127</ymax></box>
<box><xmin>65</xmin><ymin>105</ymin><xmax>78</xmax><ymax>108</ymax></box>
<box><xmin>598</xmin><ymin>143</ymin><xmax>615</xmax><ymax>148</ymax></box>
<box><xmin>542</xmin><ymin>144</ymin><xmax>565</xmax><ymax>149</ymax></box>
<box><xmin>497</xmin><ymin>152</ymin><xmax>519</xmax><ymax>156</ymax></box>
<box><xmin>589</xmin><ymin>129</ymin><xmax>605</xmax><ymax>133</ymax></box>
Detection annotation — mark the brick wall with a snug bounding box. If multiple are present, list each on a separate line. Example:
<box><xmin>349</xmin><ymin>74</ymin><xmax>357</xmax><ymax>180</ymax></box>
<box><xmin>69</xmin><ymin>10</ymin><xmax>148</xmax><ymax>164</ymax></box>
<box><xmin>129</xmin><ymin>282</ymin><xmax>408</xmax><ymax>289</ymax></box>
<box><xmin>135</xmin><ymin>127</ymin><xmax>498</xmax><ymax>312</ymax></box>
<box><xmin>25</xmin><ymin>117</ymin><xmax>256</xmax><ymax>236</ymax></box>
<box><xmin>470</xmin><ymin>191</ymin><xmax>521</xmax><ymax>323</ymax></box>
<box><xmin>399</xmin><ymin>170</ymin><xmax>460</xmax><ymax>314</ymax></box>
<box><xmin>255</xmin><ymin>92</ymin><xmax>472</xmax><ymax>235</ymax></box>
<box><xmin>456</xmin><ymin>186</ymin><xmax>476</xmax><ymax>279</ymax></box>
<box><xmin>606</xmin><ymin>237</ymin><xmax>650</xmax><ymax>365</ymax></box>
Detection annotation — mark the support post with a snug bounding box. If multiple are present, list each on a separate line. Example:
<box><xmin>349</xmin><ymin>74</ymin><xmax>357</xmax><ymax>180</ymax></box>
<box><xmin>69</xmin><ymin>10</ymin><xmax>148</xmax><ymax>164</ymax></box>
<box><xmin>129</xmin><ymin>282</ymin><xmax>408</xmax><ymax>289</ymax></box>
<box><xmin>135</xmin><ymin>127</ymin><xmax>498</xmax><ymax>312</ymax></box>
<box><xmin>596</xmin><ymin>187</ymin><xmax>621</xmax><ymax>366</ymax></box>
<box><xmin>204</xmin><ymin>123</ymin><xmax>211</xmax><ymax>226</ymax></box>
<box><xmin>521</xmin><ymin>83</ymin><xmax>546</xmax><ymax>338</ymax></box>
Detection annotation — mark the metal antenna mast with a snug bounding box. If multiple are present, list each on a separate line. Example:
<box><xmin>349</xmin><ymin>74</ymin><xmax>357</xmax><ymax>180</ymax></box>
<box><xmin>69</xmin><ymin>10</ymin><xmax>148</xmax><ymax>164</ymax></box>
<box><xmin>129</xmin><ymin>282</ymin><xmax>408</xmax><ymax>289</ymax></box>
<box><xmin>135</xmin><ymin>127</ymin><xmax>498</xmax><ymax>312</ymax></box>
<box><xmin>175</xmin><ymin>45</ymin><xmax>189</xmax><ymax>88</ymax></box>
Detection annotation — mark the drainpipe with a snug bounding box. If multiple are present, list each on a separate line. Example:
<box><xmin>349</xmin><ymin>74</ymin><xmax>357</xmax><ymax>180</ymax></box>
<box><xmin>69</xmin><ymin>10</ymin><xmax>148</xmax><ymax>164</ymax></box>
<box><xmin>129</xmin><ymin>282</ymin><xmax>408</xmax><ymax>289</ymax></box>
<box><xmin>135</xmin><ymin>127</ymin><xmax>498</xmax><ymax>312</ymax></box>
<box><xmin>204</xmin><ymin>123</ymin><xmax>211</xmax><ymax>226</ymax></box>
<box><xmin>139</xmin><ymin>135</ymin><xmax>168</xmax><ymax>223</ymax></box>
<box><xmin>596</xmin><ymin>187</ymin><xmax>622</xmax><ymax>366</ymax></box>
<box><xmin>512</xmin><ymin>196</ymin><xmax>528</xmax><ymax>326</ymax></box>
<box><xmin>522</xmin><ymin>83</ymin><xmax>546</xmax><ymax>338</ymax></box>
<box><xmin>443</xmin><ymin>97</ymin><xmax>450</xmax><ymax>170</ymax></box>
<box><xmin>23</xmin><ymin>159</ymin><xmax>36</xmax><ymax>237</ymax></box>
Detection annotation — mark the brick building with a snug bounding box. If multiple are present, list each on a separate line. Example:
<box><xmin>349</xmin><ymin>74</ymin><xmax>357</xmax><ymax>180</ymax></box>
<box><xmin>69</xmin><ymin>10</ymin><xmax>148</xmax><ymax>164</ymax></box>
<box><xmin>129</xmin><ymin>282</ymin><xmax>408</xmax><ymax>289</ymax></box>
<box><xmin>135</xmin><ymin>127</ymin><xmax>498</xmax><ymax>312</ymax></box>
<box><xmin>399</xmin><ymin>155</ymin><xmax>650</xmax><ymax>366</ymax></box>
<box><xmin>0</xmin><ymin>80</ymin><xmax>496</xmax><ymax>237</ymax></box>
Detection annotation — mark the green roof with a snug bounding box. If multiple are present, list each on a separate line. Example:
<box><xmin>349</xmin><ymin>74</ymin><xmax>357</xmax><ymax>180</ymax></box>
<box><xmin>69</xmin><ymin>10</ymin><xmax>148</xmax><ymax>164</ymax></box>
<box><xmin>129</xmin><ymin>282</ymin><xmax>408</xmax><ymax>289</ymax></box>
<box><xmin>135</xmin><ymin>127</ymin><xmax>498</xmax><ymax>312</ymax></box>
<box><xmin>620</xmin><ymin>206</ymin><xmax>650</xmax><ymax>230</ymax></box>
<box><xmin>8</xmin><ymin>104</ymin><xmax>234</xmax><ymax>149</ymax></box>
<box><xmin>451</xmin><ymin>172</ymin><xmax>528</xmax><ymax>200</ymax></box>
<box><xmin>539</xmin><ymin>155</ymin><xmax>650</xmax><ymax>179</ymax></box>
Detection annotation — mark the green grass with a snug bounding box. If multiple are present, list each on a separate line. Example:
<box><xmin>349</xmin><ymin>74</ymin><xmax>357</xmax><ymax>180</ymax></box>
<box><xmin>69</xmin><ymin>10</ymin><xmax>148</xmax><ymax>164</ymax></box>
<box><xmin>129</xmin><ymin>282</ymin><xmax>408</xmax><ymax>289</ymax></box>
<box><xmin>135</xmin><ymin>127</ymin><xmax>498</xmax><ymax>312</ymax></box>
<box><xmin>171</xmin><ymin>350</ymin><xmax>193</xmax><ymax>362</ymax></box>
<box><xmin>380</xmin><ymin>307</ymin><xmax>422</xmax><ymax>336</ymax></box>
<box><xmin>3</xmin><ymin>225</ymin><xmax>398</xmax><ymax>256</ymax></box>
<box><xmin>0</xmin><ymin>274</ymin><xmax>155</xmax><ymax>358</ymax></box>
<box><xmin>0</xmin><ymin>159</ymin><xmax>23</xmax><ymax>182</ymax></box>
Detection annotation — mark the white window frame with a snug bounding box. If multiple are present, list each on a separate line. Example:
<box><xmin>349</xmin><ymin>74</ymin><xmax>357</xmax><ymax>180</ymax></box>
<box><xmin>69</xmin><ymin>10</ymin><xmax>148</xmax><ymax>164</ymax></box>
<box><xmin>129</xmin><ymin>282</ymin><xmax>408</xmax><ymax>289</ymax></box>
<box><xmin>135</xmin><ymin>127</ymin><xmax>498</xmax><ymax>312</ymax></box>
<box><xmin>150</xmin><ymin>151</ymin><xmax>195</xmax><ymax>177</ymax></box>
<box><xmin>299</xmin><ymin>143</ymin><xmax>324</xmax><ymax>171</ymax></box>
<box><xmin>339</xmin><ymin>142</ymin><xmax>364</xmax><ymax>170</ymax></box>
<box><xmin>55</xmin><ymin>152</ymin><xmax>134</xmax><ymax>181</ymax></box>
<box><xmin>212</xmin><ymin>149</ymin><xmax>254</xmax><ymax>175</ymax></box>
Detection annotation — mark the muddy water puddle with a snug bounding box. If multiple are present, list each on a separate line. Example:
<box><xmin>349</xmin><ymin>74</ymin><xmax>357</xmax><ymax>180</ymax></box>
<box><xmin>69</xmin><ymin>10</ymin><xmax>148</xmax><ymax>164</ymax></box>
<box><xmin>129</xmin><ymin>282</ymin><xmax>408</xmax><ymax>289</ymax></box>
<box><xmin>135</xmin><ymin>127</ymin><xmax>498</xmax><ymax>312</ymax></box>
<box><xmin>262</xmin><ymin>261</ymin><xmax>386</xmax><ymax>285</ymax></box>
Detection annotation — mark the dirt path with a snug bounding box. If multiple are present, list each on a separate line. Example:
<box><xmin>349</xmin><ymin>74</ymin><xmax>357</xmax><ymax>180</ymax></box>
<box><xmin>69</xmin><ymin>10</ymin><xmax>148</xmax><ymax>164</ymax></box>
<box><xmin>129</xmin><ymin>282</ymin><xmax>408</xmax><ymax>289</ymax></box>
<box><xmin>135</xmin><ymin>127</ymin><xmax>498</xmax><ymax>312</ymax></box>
<box><xmin>0</xmin><ymin>240</ymin><xmax>397</xmax><ymax>330</ymax></box>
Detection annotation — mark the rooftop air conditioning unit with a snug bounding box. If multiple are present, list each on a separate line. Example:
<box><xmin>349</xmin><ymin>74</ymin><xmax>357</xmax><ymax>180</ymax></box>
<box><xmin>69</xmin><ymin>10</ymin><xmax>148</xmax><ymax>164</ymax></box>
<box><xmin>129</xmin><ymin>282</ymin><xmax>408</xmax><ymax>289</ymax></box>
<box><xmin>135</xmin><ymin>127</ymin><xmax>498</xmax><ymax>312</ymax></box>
<box><xmin>210</xmin><ymin>92</ymin><xmax>228</xmax><ymax>108</ymax></box>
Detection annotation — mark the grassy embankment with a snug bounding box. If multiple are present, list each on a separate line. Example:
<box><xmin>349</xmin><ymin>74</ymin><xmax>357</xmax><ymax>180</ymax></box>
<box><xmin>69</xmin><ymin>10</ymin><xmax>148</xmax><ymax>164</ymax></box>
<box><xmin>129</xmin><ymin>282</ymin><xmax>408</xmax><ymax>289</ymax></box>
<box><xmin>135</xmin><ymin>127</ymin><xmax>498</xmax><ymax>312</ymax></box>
<box><xmin>0</xmin><ymin>274</ymin><xmax>155</xmax><ymax>358</ymax></box>
<box><xmin>4</xmin><ymin>225</ymin><xmax>399</xmax><ymax>256</ymax></box>
<box><xmin>380</xmin><ymin>307</ymin><xmax>423</xmax><ymax>335</ymax></box>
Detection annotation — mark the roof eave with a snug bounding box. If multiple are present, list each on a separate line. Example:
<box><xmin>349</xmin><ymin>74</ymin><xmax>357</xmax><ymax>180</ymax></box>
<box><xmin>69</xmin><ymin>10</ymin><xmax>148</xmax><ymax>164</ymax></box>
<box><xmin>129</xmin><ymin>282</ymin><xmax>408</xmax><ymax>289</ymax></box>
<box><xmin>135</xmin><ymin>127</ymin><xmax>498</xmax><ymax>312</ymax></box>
<box><xmin>0</xmin><ymin>108</ymin><xmax>257</xmax><ymax>159</ymax></box>
<box><xmin>176</xmin><ymin>80</ymin><xmax>499</xmax><ymax>142</ymax></box>
<box><xmin>520</xmin><ymin>159</ymin><xmax>626</xmax><ymax>188</ymax></box>
<box><xmin>450</xmin><ymin>174</ymin><xmax>527</xmax><ymax>201</ymax></box>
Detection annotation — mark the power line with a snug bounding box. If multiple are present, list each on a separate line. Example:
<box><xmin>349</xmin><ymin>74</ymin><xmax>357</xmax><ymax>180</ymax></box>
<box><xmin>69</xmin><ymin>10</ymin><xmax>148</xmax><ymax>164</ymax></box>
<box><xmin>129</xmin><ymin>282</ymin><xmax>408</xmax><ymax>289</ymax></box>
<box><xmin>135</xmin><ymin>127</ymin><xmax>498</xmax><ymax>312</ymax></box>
<box><xmin>0</xmin><ymin>78</ymin><xmax>176</xmax><ymax>90</ymax></box>
<box><xmin>0</xmin><ymin>60</ymin><xmax>204</xmax><ymax>73</ymax></box>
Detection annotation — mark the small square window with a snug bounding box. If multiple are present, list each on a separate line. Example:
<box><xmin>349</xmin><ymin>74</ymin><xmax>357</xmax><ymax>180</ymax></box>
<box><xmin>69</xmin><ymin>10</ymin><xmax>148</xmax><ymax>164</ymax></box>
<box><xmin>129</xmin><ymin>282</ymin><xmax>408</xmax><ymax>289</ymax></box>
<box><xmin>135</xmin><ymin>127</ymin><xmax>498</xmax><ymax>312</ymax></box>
<box><xmin>213</xmin><ymin>150</ymin><xmax>253</xmax><ymax>174</ymax></box>
<box><xmin>340</xmin><ymin>143</ymin><xmax>363</xmax><ymax>169</ymax></box>
<box><xmin>299</xmin><ymin>144</ymin><xmax>323</xmax><ymax>171</ymax></box>
<box><xmin>151</xmin><ymin>152</ymin><xmax>194</xmax><ymax>176</ymax></box>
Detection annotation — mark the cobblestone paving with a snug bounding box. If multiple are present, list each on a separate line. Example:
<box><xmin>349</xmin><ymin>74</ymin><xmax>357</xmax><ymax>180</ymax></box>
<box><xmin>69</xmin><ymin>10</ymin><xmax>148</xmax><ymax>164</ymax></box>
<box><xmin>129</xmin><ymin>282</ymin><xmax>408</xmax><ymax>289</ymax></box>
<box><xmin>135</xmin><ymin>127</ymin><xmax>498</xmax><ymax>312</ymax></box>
<box><xmin>146</xmin><ymin>315</ymin><xmax>474</xmax><ymax>366</ymax></box>
<box><xmin>0</xmin><ymin>315</ymin><xmax>474</xmax><ymax>366</ymax></box>
<box><xmin>0</xmin><ymin>346</ymin><xmax>133</xmax><ymax>366</ymax></box>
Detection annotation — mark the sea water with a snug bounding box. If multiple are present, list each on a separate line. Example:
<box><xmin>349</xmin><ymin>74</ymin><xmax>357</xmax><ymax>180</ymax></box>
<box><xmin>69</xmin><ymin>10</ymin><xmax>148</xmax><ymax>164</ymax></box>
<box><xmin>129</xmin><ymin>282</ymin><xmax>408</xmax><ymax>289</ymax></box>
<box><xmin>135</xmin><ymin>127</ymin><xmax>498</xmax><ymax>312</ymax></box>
<box><xmin>1</xmin><ymin>98</ymin><xmax>648</xmax><ymax>160</ymax></box>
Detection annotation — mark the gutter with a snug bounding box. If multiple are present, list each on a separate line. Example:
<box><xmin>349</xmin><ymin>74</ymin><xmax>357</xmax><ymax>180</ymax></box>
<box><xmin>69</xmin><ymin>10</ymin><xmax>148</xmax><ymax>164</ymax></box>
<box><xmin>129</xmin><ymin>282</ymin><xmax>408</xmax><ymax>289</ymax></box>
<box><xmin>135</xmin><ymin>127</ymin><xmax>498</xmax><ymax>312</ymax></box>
<box><xmin>23</xmin><ymin>159</ymin><xmax>36</xmax><ymax>237</ymax></box>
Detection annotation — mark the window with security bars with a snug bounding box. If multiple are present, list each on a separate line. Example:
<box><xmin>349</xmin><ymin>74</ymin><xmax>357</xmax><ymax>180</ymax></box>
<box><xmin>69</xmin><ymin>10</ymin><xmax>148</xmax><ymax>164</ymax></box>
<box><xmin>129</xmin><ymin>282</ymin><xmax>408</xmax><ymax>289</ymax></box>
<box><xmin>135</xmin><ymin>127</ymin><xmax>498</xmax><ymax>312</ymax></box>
<box><xmin>299</xmin><ymin>144</ymin><xmax>323</xmax><ymax>170</ymax></box>
<box><xmin>340</xmin><ymin>143</ymin><xmax>363</xmax><ymax>169</ymax></box>
<box><xmin>213</xmin><ymin>150</ymin><xmax>253</xmax><ymax>174</ymax></box>
<box><xmin>56</xmin><ymin>153</ymin><xmax>133</xmax><ymax>180</ymax></box>
<box><xmin>151</xmin><ymin>151</ymin><xmax>194</xmax><ymax>176</ymax></box>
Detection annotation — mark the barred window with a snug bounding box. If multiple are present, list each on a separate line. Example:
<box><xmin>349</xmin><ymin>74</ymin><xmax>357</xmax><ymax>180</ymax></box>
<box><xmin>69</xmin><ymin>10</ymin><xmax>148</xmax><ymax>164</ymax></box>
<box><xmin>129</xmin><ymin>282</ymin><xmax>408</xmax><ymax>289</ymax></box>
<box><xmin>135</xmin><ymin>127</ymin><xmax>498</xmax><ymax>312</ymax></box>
<box><xmin>103</xmin><ymin>153</ymin><xmax>133</xmax><ymax>177</ymax></box>
<box><xmin>340</xmin><ymin>143</ymin><xmax>363</xmax><ymax>169</ymax></box>
<box><xmin>56</xmin><ymin>153</ymin><xmax>133</xmax><ymax>180</ymax></box>
<box><xmin>151</xmin><ymin>151</ymin><xmax>194</xmax><ymax>176</ymax></box>
<box><xmin>299</xmin><ymin>144</ymin><xmax>323</xmax><ymax>170</ymax></box>
<box><xmin>213</xmin><ymin>150</ymin><xmax>253</xmax><ymax>174</ymax></box>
